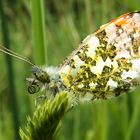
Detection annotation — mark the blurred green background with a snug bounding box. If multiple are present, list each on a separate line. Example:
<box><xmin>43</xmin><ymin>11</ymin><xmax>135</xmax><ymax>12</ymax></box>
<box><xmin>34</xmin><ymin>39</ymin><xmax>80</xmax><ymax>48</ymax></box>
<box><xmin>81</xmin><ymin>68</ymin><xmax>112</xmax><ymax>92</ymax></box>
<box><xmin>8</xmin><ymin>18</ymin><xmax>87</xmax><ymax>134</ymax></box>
<box><xmin>0</xmin><ymin>0</ymin><xmax>140</xmax><ymax>140</ymax></box>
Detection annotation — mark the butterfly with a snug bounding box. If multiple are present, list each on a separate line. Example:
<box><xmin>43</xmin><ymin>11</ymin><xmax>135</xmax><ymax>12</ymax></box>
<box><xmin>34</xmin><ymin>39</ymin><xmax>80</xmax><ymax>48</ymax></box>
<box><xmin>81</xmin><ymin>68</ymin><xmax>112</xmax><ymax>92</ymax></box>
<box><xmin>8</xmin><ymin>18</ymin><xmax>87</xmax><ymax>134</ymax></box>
<box><xmin>0</xmin><ymin>11</ymin><xmax>140</xmax><ymax>102</ymax></box>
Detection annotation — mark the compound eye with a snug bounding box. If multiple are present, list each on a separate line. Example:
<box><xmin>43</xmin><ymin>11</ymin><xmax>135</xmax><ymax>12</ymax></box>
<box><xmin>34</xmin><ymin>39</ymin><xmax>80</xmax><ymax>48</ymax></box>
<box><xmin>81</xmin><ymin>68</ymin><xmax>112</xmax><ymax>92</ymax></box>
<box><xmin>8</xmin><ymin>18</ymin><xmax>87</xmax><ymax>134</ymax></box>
<box><xmin>28</xmin><ymin>83</ymin><xmax>40</xmax><ymax>94</ymax></box>
<box><xmin>37</xmin><ymin>72</ymin><xmax>50</xmax><ymax>83</ymax></box>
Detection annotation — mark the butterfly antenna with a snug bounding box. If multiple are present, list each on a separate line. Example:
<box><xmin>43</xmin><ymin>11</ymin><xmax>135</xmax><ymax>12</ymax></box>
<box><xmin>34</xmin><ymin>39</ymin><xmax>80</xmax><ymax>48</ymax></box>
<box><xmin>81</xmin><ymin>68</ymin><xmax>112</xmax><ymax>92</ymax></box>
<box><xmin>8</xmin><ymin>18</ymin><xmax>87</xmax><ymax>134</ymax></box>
<box><xmin>0</xmin><ymin>45</ymin><xmax>35</xmax><ymax>66</ymax></box>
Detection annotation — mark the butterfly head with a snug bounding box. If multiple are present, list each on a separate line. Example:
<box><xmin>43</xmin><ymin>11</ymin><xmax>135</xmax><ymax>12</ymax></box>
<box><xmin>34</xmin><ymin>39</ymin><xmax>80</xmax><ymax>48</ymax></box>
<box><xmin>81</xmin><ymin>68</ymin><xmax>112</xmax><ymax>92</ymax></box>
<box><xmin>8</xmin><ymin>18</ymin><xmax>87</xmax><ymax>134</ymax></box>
<box><xmin>32</xmin><ymin>66</ymin><xmax>50</xmax><ymax>83</ymax></box>
<box><xmin>27</xmin><ymin>66</ymin><xmax>51</xmax><ymax>94</ymax></box>
<box><xmin>0</xmin><ymin>46</ymin><xmax>61</xmax><ymax>96</ymax></box>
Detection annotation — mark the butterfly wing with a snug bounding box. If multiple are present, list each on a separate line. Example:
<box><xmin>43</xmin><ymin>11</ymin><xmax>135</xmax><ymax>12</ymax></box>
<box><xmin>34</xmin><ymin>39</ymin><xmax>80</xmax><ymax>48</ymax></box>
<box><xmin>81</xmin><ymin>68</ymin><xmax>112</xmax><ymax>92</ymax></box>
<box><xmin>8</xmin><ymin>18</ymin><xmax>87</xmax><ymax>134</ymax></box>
<box><xmin>59</xmin><ymin>11</ymin><xmax>140</xmax><ymax>100</ymax></box>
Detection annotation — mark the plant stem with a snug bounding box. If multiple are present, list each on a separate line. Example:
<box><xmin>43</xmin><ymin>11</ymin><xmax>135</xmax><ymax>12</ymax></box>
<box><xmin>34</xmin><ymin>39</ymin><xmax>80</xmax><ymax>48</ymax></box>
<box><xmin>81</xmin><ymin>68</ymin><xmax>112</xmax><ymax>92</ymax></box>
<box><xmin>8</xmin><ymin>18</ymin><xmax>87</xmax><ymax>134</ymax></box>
<box><xmin>0</xmin><ymin>0</ymin><xmax>20</xmax><ymax>140</ymax></box>
<box><xmin>31</xmin><ymin>0</ymin><xmax>47</xmax><ymax>65</ymax></box>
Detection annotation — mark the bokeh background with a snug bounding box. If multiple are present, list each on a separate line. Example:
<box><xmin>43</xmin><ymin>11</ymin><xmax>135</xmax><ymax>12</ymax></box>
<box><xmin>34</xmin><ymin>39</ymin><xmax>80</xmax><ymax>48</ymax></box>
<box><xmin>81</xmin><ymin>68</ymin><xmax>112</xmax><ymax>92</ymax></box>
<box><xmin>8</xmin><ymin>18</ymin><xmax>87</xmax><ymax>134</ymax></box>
<box><xmin>0</xmin><ymin>0</ymin><xmax>140</xmax><ymax>140</ymax></box>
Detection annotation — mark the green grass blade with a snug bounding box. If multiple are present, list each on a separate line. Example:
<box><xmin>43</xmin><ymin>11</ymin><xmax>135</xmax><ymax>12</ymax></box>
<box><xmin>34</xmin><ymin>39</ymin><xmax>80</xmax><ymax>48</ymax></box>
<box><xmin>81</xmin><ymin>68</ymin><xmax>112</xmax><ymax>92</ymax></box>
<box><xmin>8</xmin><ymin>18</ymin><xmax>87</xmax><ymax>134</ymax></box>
<box><xmin>0</xmin><ymin>1</ymin><xmax>20</xmax><ymax>140</ymax></box>
<box><xmin>31</xmin><ymin>0</ymin><xmax>47</xmax><ymax>65</ymax></box>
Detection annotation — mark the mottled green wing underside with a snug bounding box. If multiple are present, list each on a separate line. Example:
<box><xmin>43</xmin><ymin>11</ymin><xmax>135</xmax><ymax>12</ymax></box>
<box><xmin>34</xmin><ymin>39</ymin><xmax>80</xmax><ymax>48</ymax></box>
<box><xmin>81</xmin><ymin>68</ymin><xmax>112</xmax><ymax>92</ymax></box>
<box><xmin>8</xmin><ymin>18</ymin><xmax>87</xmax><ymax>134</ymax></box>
<box><xmin>59</xmin><ymin>11</ymin><xmax>140</xmax><ymax>100</ymax></box>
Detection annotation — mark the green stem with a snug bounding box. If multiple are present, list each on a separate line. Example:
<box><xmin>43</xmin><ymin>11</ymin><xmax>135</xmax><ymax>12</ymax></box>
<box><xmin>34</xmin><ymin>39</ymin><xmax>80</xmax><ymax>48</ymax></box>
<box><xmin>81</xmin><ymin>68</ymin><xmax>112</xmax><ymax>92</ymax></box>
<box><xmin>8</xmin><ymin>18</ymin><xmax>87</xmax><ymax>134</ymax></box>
<box><xmin>0</xmin><ymin>0</ymin><xmax>20</xmax><ymax>140</ymax></box>
<box><xmin>125</xmin><ymin>91</ymin><xmax>140</xmax><ymax>140</ymax></box>
<box><xmin>31</xmin><ymin>0</ymin><xmax>47</xmax><ymax>65</ymax></box>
